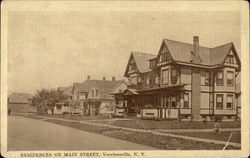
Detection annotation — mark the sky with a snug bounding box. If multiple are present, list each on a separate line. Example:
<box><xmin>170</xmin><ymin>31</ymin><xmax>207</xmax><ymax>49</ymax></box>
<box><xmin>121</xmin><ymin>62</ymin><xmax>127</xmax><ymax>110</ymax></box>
<box><xmin>7</xmin><ymin>10</ymin><xmax>240</xmax><ymax>95</ymax></box>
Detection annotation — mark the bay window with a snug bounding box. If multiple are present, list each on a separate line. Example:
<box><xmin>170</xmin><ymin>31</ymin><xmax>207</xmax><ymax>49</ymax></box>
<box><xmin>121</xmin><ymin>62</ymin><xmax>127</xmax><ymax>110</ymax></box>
<box><xmin>216</xmin><ymin>71</ymin><xmax>223</xmax><ymax>86</ymax></box>
<box><xmin>227</xmin><ymin>71</ymin><xmax>234</xmax><ymax>87</ymax></box>
<box><xmin>226</xmin><ymin>95</ymin><xmax>233</xmax><ymax>109</ymax></box>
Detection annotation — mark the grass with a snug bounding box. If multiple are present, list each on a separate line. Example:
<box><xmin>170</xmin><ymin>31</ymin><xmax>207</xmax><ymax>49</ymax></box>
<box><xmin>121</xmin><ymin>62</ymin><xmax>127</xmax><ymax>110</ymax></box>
<box><xmin>43</xmin><ymin>119</ymin><xmax>240</xmax><ymax>150</ymax></box>
<box><xmin>168</xmin><ymin>131</ymin><xmax>241</xmax><ymax>143</ymax></box>
<box><xmin>91</xmin><ymin>119</ymin><xmax>241</xmax><ymax>130</ymax></box>
<box><xmin>38</xmin><ymin>114</ymin><xmax>241</xmax><ymax>129</ymax></box>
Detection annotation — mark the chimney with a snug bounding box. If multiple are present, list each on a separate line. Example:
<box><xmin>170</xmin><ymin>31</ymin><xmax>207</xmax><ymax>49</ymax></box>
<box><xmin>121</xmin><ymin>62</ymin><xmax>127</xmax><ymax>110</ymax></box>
<box><xmin>193</xmin><ymin>36</ymin><xmax>199</xmax><ymax>56</ymax></box>
<box><xmin>112</xmin><ymin>76</ymin><xmax>115</xmax><ymax>81</ymax></box>
<box><xmin>103</xmin><ymin>77</ymin><xmax>106</xmax><ymax>81</ymax></box>
<box><xmin>87</xmin><ymin>75</ymin><xmax>90</xmax><ymax>80</ymax></box>
<box><xmin>192</xmin><ymin>36</ymin><xmax>202</xmax><ymax>64</ymax></box>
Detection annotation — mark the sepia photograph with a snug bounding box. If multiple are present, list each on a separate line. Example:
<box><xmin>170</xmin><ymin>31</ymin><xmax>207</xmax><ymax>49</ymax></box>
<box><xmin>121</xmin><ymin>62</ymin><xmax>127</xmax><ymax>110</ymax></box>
<box><xmin>1</xmin><ymin>1</ymin><xmax>249</xmax><ymax>158</ymax></box>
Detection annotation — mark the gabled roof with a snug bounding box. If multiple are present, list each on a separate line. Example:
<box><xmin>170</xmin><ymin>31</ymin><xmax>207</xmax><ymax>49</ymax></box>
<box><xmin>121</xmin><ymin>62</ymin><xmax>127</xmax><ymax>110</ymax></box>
<box><xmin>210</xmin><ymin>43</ymin><xmax>234</xmax><ymax>65</ymax></box>
<box><xmin>124</xmin><ymin>52</ymin><xmax>156</xmax><ymax>75</ymax></box>
<box><xmin>162</xmin><ymin>39</ymin><xmax>238</xmax><ymax>66</ymax></box>
<box><xmin>8</xmin><ymin>93</ymin><xmax>33</xmax><ymax>104</ymax></box>
<box><xmin>58</xmin><ymin>86</ymin><xmax>73</xmax><ymax>96</ymax></box>
<box><xmin>124</xmin><ymin>38</ymin><xmax>240</xmax><ymax>77</ymax></box>
<box><xmin>74</xmin><ymin>80</ymin><xmax>124</xmax><ymax>99</ymax></box>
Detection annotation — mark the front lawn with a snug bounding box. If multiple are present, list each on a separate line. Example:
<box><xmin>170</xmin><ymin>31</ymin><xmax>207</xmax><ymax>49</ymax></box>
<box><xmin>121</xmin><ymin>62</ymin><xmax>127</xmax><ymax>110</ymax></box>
<box><xmin>44</xmin><ymin>119</ymin><xmax>240</xmax><ymax>150</ymax></box>
<box><xmin>92</xmin><ymin>118</ymin><xmax>241</xmax><ymax>130</ymax></box>
<box><xmin>167</xmin><ymin>131</ymin><xmax>241</xmax><ymax>143</ymax></box>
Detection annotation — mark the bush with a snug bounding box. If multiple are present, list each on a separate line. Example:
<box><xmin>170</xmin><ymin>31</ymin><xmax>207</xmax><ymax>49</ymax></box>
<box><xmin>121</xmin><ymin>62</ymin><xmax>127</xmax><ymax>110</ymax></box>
<box><xmin>214</xmin><ymin>115</ymin><xmax>223</xmax><ymax>122</ymax></box>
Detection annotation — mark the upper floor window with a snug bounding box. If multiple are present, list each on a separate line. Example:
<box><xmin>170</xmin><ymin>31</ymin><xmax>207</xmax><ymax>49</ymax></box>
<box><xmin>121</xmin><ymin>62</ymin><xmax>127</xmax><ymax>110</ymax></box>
<box><xmin>129</xmin><ymin>59</ymin><xmax>136</xmax><ymax>71</ymax></box>
<box><xmin>92</xmin><ymin>89</ymin><xmax>95</xmax><ymax>97</ymax></box>
<box><xmin>216</xmin><ymin>94</ymin><xmax>223</xmax><ymax>110</ymax></box>
<box><xmin>226</xmin><ymin>95</ymin><xmax>233</xmax><ymax>109</ymax></box>
<box><xmin>96</xmin><ymin>89</ymin><xmax>98</xmax><ymax>97</ymax></box>
<box><xmin>226</xmin><ymin>55</ymin><xmax>234</xmax><ymax>64</ymax></box>
<box><xmin>146</xmin><ymin>76</ymin><xmax>150</xmax><ymax>85</ymax></box>
<box><xmin>162</xmin><ymin>69</ymin><xmax>169</xmax><ymax>85</ymax></box>
<box><xmin>150</xmin><ymin>75</ymin><xmax>154</xmax><ymax>85</ymax></box>
<box><xmin>201</xmin><ymin>71</ymin><xmax>210</xmax><ymax>85</ymax></box>
<box><xmin>137</xmin><ymin>76</ymin><xmax>142</xmax><ymax>83</ymax></box>
<box><xmin>155</xmin><ymin>74</ymin><xmax>159</xmax><ymax>84</ymax></box>
<box><xmin>183</xmin><ymin>93</ymin><xmax>189</xmax><ymax>108</ymax></box>
<box><xmin>227</xmin><ymin>71</ymin><xmax>234</xmax><ymax>87</ymax></box>
<box><xmin>130</xmin><ymin>76</ymin><xmax>137</xmax><ymax>85</ymax></box>
<box><xmin>150</xmin><ymin>60</ymin><xmax>156</xmax><ymax>68</ymax></box>
<box><xmin>171</xmin><ymin>68</ymin><xmax>179</xmax><ymax>84</ymax></box>
<box><xmin>216</xmin><ymin>71</ymin><xmax>223</xmax><ymax>86</ymax></box>
<box><xmin>160</xmin><ymin>53</ymin><xmax>167</xmax><ymax>62</ymax></box>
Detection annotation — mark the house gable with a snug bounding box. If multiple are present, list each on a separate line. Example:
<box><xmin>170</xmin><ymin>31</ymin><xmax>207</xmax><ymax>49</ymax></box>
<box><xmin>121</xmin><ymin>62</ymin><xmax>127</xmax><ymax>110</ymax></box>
<box><xmin>156</xmin><ymin>41</ymin><xmax>174</xmax><ymax>66</ymax></box>
<box><xmin>124</xmin><ymin>54</ymin><xmax>139</xmax><ymax>77</ymax></box>
<box><xmin>223</xmin><ymin>45</ymin><xmax>241</xmax><ymax>70</ymax></box>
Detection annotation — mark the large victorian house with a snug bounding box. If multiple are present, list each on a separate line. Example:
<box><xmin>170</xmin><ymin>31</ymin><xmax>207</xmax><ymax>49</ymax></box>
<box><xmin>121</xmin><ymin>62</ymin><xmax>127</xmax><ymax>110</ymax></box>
<box><xmin>123</xmin><ymin>36</ymin><xmax>241</xmax><ymax>121</ymax></box>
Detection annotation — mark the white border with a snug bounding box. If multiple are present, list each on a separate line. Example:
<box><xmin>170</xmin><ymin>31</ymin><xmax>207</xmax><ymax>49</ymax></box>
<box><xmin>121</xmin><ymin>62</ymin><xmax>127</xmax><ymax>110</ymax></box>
<box><xmin>1</xmin><ymin>1</ymin><xmax>249</xmax><ymax>158</ymax></box>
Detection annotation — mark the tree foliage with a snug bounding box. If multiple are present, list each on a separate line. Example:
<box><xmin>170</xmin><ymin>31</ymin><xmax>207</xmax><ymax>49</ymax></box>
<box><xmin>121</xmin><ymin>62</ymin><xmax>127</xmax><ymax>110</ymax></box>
<box><xmin>32</xmin><ymin>89</ymin><xmax>68</xmax><ymax>108</ymax></box>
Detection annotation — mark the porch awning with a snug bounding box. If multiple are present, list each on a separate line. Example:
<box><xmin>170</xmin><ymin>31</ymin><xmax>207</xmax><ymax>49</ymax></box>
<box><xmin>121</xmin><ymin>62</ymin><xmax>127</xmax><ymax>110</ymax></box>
<box><xmin>123</xmin><ymin>89</ymin><xmax>139</xmax><ymax>96</ymax></box>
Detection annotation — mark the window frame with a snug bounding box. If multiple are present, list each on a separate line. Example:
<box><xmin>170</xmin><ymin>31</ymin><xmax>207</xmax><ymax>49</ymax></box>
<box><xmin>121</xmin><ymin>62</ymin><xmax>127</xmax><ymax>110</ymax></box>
<box><xmin>227</xmin><ymin>71</ymin><xmax>234</xmax><ymax>87</ymax></box>
<box><xmin>216</xmin><ymin>71</ymin><xmax>224</xmax><ymax>86</ymax></box>
<box><xmin>183</xmin><ymin>93</ymin><xmax>189</xmax><ymax>109</ymax></box>
<box><xmin>216</xmin><ymin>94</ymin><xmax>223</xmax><ymax>110</ymax></box>
<box><xmin>162</xmin><ymin>69</ymin><xmax>169</xmax><ymax>85</ymax></box>
<box><xmin>226</xmin><ymin>94</ymin><xmax>234</xmax><ymax>110</ymax></box>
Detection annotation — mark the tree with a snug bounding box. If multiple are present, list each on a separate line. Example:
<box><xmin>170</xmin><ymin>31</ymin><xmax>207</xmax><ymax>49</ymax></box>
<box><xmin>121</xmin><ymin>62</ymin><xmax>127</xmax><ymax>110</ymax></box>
<box><xmin>32</xmin><ymin>89</ymin><xmax>68</xmax><ymax>115</ymax></box>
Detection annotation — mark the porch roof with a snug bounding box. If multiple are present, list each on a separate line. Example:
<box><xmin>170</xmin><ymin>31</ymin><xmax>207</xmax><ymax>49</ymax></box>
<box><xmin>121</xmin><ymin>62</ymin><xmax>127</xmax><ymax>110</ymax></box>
<box><xmin>123</xmin><ymin>89</ymin><xmax>139</xmax><ymax>96</ymax></box>
<box><xmin>137</xmin><ymin>84</ymin><xmax>186</xmax><ymax>93</ymax></box>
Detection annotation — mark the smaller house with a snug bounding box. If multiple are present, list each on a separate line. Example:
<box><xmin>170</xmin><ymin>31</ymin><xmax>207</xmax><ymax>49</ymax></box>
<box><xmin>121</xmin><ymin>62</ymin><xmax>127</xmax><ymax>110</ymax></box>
<box><xmin>8</xmin><ymin>93</ymin><xmax>35</xmax><ymax>113</ymax></box>
<box><xmin>72</xmin><ymin>76</ymin><xmax>125</xmax><ymax>115</ymax></box>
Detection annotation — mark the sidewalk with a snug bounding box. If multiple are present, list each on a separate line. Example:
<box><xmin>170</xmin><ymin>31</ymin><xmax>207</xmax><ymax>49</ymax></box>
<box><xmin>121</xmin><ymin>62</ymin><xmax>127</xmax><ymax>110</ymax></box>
<box><xmin>155</xmin><ymin>128</ymin><xmax>240</xmax><ymax>133</ymax></box>
<box><xmin>30</xmin><ymin>115</ymin><xmax>241</xmax><ymax>148</ymax></box>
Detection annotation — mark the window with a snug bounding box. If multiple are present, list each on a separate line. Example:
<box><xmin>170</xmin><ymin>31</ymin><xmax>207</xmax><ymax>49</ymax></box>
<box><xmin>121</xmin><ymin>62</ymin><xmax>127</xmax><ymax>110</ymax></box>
<box><xmin>227</xmin><ymin>71</ymin><xmax>234</xmax><ymax>87</ymax></box>
<box><xmin>137</xmin><ymin>76</ymin><xmax>142</xmax><ymax>83</ymax></box>
<box><xmin>226</xmin><ymin>55</ymin><xmax>234</xmax><ymax>64</ymax></box>
<box><xmin>201</xmin><ymin>71</ymin><xmax>210</xmax><ymax>85</ymax></box>
<box><xmin>146</xmin><ymin>76</ymin><xmax>150</xmax><ymax>85</ymax></box>
<box><xmin>150</xmin><ymin>75</ymin><xmax>154</xmax><ymax>85</ymax></box>
<box><xmin>216</xmin><ymin>71</ymin><xmax>223</xmax><ymax>86</ymax></box>
<box><xmin>130</xmin><ymin>76</ymin><xmax>137</xmax><ymax>85</ymax></box>
<box><xmin>160</xmin><ymin>53</ymin><xmax>167</xmax><ymax>62</ymax></box>
<box><xmin>183</xmin><ymin>93</ymin><xmax>189</xmax><ymax>108</ymax></box>
<box><xmin>226</xmin><ymin>95</ymin><xmax>233</xmax><ymax>109</ymax></box>
<box><xmin>155</xmin><ymin>74</ymin><xmax>159</xmax><ymax>84</ymax></box>
<box><xmin>162</xmin><ymin>69</ymin><xmax>169</xmax><ymax>85</ymax></box>
<box><xmin>92</xmin><ymin>89</ymin><xmax>95</xmax><ymax>97</ymax></box>
<box><xmin>171</xmin><ymin>68</ymin><xmax>177</xmax><ymax>84</ymax></box>
<box><xmin>216</xmin><ymin>94</ymin><xmax>223</xmax><ymax>110</ymax></box>
<box><xmin>129</xmin><ymin>59</ymin><xmax>136</xmax><ymax>71</ymax></box>
<box><xmin>96</xmin><ymin>89</ymin><xmax>98</xmax><ymax>97</ymax></box>
<box><xmin>171</xmin><ymin>96</ymin><xmax>176</xmax><ymax>108</ymax></box>
<box><xmin>150</xmin><ymin>60</ymin><xmax>155</xmax><ymax>68</ymax></box>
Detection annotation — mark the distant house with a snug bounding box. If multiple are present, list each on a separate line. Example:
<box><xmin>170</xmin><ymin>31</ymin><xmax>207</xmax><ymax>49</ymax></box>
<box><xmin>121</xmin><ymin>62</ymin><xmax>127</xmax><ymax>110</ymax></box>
<box><xmin>123</xmin><ymin>36</ymin><xmax>241</xmax><ymax>120</ymax></box>
<box><xmin>72</xmin><ymin>76</ymin><xmax>125</xmax><ymax>115</ymax></box>
<box><xmin>8</xmin><ymin>93</ymin><xmax>35</xmax><ymax>113</ymax></box>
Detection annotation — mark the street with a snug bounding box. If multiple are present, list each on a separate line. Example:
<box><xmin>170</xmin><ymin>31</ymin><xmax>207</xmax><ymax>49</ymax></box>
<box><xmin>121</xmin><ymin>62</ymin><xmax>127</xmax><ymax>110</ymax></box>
<box><xmin>8</xmin><ymin>115</ymin><xmax>155</xmax><ymax>151</ymax></box>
